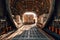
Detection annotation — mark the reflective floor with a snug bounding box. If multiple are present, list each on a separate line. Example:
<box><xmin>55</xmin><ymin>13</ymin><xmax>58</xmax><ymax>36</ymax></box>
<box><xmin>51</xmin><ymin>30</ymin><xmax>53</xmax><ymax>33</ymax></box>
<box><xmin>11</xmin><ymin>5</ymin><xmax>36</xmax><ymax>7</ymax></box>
<box><xmin>12</xmin><ymin>27</ymin><xmax>50</xmax><ymax>40</ymax></box>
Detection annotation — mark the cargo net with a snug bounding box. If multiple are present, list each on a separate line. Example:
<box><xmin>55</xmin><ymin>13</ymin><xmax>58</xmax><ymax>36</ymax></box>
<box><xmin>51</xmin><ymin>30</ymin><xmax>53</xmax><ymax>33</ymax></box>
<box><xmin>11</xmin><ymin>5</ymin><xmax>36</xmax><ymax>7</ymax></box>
<box><xmin>9</xmin><ymin>0</ymin><xmax>50</xmax><ymax>16</ymax></box>
<box><xmin>9</xmin><ymin>0</ymin><xmax>51</xmax><ymax>29</ymax></box>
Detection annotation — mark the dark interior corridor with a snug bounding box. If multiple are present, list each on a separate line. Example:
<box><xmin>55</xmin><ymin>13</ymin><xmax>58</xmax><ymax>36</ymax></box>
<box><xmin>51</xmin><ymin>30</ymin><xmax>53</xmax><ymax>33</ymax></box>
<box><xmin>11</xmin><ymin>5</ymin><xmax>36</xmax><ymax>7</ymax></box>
<box><xmin>0</xmin><ymin>0</ymin><xmax>60</xmax><ymax>40</ymax></box>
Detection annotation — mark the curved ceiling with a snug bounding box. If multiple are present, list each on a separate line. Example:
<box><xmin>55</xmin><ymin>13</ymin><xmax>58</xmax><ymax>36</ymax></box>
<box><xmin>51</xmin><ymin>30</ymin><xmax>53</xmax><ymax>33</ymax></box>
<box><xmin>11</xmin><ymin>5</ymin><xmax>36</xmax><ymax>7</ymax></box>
<box><xmin>9</xmin><ymin>0</ymin><xmax>50</xmax><ymax>16</ymax></box>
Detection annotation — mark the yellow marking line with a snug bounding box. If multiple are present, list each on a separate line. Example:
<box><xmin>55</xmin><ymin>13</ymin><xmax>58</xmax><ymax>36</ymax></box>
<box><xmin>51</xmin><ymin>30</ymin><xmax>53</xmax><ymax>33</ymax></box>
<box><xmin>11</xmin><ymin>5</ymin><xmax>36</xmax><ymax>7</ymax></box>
<box><xmin>6</xmin><ymin>26</ymin><xmax>25</xmax><ymax>39</ymax></box>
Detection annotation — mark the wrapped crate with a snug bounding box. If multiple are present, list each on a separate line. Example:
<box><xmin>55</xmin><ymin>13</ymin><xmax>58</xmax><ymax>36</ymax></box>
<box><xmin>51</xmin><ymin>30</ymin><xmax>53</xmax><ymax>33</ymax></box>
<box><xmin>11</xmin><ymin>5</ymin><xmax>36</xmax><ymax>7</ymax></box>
<box><xmin>23</xmin><ymin>15</ymin><xmax>35</xmax><ymax>24</ymax></box>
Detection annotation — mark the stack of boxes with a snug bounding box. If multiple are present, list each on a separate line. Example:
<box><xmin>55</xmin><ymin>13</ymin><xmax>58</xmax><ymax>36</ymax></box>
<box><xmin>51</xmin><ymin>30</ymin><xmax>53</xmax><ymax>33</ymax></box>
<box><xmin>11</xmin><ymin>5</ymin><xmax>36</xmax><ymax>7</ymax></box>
<box><xmin>49</xmin><ymin>17</ymin><xmax>60</xmax><ymax>35</ymax></box>
<box><xmin>0</xmin><ymin>18</ymin><xmax>12</xmax><ymax>35</ymax></box>
<box><xmin>23</xmin><ymin>15</ymin><xmax>34</xmax><ymax>24</ymax></box>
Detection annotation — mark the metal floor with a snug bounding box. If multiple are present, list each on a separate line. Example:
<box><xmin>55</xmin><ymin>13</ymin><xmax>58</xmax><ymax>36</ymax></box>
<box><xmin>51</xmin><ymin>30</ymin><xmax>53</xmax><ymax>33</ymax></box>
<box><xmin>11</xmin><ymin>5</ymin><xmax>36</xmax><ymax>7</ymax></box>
<box><xmin>12</xmin><ymin>27</ymin><xmax>50</xmax><ymax>40</ymax></box>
